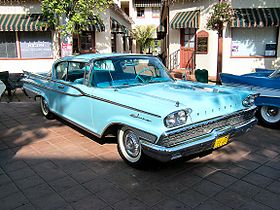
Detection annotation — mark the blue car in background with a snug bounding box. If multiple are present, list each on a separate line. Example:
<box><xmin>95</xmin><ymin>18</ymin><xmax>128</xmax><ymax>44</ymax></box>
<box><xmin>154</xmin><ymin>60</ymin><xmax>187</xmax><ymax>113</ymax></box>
<box><xmin>23</xmin><ymin>54</ymin><xmax>258</xmax><ymax>167</ymax></box>
<box><xmin>221</xmin><ymin>69</ymin><xmax>280</xmax><ymax>127</ymax></box>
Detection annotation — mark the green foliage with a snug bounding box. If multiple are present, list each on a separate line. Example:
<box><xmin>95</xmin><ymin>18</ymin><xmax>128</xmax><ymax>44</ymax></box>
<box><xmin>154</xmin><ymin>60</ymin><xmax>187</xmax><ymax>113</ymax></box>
<box><xmin>41</xmin><ymin>0</ymin><xmax>113</xmax><ymax>35</ymax></box>
<box><xmin>206</xmin><ymin>1</ymin><xmax>233</xmax><ymax>35</ymax></box>
<box><xmin>132</xmin><ymin>25</ymin><xmax>156</xmax><ymax>53</ymax></box>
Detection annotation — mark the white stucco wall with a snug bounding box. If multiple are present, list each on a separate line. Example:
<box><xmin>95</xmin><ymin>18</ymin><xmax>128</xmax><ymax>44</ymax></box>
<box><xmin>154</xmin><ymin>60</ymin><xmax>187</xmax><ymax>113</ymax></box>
<box><xmin>0</xmin><ymin>2</ymin><xmax>41</xmax><ymax>14</ymax></box>
<box><xmin>0</xmin><ymin>59</ymin><xmax>54</xmax><ymax>73</ymax></box>
<box><xmin>131</xmin><ymin>7</ymin><xmax>160</xmax><ymax>27</ymax></box>
<box><xmin>168</xmin><ymin>0</ymin><xmax>280</xmax><ymax>76</ymax></box>
<box><xmin>95</xmin><ymin>11</ymin><xmax>112</xmax><ymax>54</ymax></box>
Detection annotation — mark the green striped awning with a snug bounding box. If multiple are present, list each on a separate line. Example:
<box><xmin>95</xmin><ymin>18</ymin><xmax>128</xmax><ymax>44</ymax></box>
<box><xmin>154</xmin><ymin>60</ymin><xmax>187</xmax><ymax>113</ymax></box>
<box><xmin>231</xmin><ymin>8</ymin><xmax>280</xmax><ymax>27</ymax></box>
<box><xmin>157</xmin><ymin>24</ymin><xmax>165</xmax><ymax>33</ymax></box>
<box><xmin>84</xmin><ymin>16</ymin><xmax>105</xmax><ymax>32</ymax></box>
<box><xmin>111</xmin><ymin>18</ymin><xmax>127</xmax><ymax>34</ymax></box>
<box><xmin>0</xmin><ymin>14</ymin><xmax>48</xmax><ymax>31</ymax></box>
<box><xmin>171</xmin><ymin>11</ymin><xmax>199</xmax><ymax>29</ymax></box>
<box><xmin>133</xmin><ymin>0</ymin><xmax>161</xmax><ymax>8</ymax></box>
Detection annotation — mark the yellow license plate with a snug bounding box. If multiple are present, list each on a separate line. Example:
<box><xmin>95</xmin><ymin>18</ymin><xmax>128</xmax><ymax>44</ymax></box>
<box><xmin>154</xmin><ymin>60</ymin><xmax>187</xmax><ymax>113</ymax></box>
<box><xmin>213</xmin><ymin>135</ymin><xmax>229</xmax><ymax>149</ymax></box>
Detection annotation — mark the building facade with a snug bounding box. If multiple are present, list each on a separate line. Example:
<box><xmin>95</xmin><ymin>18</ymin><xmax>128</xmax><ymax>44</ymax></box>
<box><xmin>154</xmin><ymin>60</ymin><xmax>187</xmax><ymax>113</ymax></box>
<box><xmin>0</xmin><ymin>0</ymin><xmax>133</xmax><ymax>73</ymax></box>
<box><xmin>160</xmin><ymin>0</ymin><xmax>280</xmax><ymax>77</ymax></box>
<box><xmin>118</xmin><ymin>0</ymin><xmax>162</xmax><ymax>53</ymax></box>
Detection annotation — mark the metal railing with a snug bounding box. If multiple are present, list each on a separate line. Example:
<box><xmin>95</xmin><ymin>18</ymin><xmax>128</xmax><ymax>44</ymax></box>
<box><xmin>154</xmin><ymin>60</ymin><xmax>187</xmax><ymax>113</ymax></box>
<box><xmin>169</xmin><ymin>49</ymin><xmax>180</xmax><ymax>71</ymax></box>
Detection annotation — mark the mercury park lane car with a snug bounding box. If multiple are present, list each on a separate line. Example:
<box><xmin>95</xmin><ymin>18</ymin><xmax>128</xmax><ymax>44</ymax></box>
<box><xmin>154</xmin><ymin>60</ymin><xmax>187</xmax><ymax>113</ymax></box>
<box><xmin>23</xmin><ymin>54</ymin><xmax>258</xmax><ymax>167</ymax></box>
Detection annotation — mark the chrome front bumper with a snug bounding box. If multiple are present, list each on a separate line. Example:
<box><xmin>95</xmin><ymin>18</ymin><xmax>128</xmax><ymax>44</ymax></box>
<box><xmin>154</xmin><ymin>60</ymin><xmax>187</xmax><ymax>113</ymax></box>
<box><xmin>141</xmin><ymin>118</ymin><xmax>257</xmax><ymax>162</ymax></box>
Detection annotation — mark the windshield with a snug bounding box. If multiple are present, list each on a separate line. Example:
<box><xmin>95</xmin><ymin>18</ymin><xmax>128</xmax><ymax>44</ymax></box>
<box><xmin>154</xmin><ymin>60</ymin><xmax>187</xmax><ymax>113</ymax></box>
<box><xmin>90</xmin><ymin>56</ymin><xmax>173</xmax><ymax>88</ymax></box>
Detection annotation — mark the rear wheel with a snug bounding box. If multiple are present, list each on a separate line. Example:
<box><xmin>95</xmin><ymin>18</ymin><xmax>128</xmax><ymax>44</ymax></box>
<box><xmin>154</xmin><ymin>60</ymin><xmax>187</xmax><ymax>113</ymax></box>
<box><xmin>257</xmin><ymin>106</ymin><xmax>280</xmax><ymax>128</ymax></box>
<box><xmin>117</xmin><ymin>126</ymin><xmax>148</xmax><ymax>168</ymax></box>
<box><xmin>40</xmin><ymin>97</ymin><xmax>54</xmax><ymax>119</ymax></box>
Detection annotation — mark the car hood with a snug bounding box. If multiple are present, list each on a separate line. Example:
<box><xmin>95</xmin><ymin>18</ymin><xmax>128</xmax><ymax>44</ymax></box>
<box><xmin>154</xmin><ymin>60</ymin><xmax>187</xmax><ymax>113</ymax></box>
<box><xmin>94</xmin><ymin>81</ymin><xmax>252</xmax><ymax>124</ymax></box>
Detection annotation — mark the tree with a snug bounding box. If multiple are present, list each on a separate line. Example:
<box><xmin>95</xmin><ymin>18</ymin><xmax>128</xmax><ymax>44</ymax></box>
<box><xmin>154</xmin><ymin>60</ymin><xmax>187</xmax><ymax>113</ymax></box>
<box><xmin>41</xmin><ymin>0</ymin><xmax>112</xmax><ymax>58</ymax></box>
<box><xmin>206</xmin><ymin>1</ymin><xmax>233</xmax><ymax>84</ymax></box>
<box><xmin>132</xmin><ymin>25</ymin><xmax>156</xmax><ymax>54</ymax></box>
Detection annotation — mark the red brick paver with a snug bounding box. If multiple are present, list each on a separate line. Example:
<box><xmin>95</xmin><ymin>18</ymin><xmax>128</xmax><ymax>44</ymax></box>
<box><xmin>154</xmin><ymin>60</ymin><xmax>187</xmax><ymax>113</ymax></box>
<box><xmin>0</xmin><ymin>102</ymin><xmax>280</xmax><ymax>209</ymax></box>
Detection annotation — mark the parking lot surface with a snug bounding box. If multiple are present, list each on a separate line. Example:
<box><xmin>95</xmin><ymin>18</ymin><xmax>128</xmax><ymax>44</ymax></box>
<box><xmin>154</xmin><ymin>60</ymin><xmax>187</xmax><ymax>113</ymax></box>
<box><xmin>0</xmin><ymin>102</ymin><xmax>280</xmax><ymax>209</ymax></box>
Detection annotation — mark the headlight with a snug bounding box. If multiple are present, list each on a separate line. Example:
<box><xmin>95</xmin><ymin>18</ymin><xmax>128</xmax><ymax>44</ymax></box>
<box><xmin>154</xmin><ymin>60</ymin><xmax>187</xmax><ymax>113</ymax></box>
<box><xmin>242</xmin><ymin>94</ymin><xmax>259</xmax><ymax>107</ymax></box>
<box><xmin>164</xmin><ymin>109</ymin><xmax>191</xmax><ymax>128</ymax></box>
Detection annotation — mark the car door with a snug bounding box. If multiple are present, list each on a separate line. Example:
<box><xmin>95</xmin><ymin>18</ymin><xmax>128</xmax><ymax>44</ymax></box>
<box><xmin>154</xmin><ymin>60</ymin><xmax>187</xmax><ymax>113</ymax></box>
<box><xmin>52</xmin><ymin>61</ymin><xmax>94</xmax><ymax>131</ymax></box>
<box><xmin>48</xmin><ymin>61</ymin><xmax>68</xmax><ymax>112</ymax></box>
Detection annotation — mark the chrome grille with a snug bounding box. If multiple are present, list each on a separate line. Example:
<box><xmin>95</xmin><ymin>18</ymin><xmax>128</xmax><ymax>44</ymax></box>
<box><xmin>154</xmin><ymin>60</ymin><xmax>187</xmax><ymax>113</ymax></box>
<box><xmin>158</xmin><ymin>108</ymin><xmax>256</xmax><ymax>148</ymax></box>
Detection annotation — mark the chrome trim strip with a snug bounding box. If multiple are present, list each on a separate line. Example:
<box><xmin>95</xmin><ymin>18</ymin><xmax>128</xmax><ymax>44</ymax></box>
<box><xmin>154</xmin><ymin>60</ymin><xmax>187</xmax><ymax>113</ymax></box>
<box><xmin>23</xmin><ymin>74</ymin><xmax>161</xmax><ymax>118</ymax></box>
<box><xmin>24</xmin><ymin>81</ymin><xmax>83</xmax><ymax>97</ymax></box>
<box><xmin>258</xmin><ymin>95</ymin><xmax>280</xmax><ymax>99</ymax></box>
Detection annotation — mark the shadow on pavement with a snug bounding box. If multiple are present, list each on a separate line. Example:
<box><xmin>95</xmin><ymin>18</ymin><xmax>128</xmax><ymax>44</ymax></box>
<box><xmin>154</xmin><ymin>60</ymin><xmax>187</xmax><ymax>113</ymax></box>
<box><xmin>0</xmin><ymin>102</ymin><xmax>280</xmax><ymax>209</ymax></box>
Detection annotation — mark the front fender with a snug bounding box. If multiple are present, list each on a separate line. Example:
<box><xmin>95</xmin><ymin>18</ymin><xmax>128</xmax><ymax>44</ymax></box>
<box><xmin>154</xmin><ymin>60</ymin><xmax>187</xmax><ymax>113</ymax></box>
<box><xmin>99</xmin><ymin>114</ymin><xmax>165</xmax><ymax>139</ymax></box>
<box><xmin>90</xmin><ymin>98</ymin><xmax>166</xmax><ymax>139</ymax></box>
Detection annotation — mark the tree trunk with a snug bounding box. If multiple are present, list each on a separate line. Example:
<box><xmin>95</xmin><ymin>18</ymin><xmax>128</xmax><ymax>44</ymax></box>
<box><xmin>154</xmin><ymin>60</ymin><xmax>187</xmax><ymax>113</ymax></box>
<box><xmin>52</xmin><ymin>31</ymin><xmax>61</xmax><ymax>59</ymax></box>
<box><xmin>216</xmin><ymin>31</ymin><xmax>223</xmax><ymax>84</ymax></box>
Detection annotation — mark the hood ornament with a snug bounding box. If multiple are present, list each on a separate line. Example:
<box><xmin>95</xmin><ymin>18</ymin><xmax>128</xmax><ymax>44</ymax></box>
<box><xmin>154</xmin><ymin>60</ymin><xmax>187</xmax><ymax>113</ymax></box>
<box><xmin>175</xmin><ymin>101</ymin><xmax>180</xmax><ymax>107</ymax></box>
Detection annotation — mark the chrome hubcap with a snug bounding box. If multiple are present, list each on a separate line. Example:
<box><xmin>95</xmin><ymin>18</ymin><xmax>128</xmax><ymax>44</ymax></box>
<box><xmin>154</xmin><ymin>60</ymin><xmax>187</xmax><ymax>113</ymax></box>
<box><xmin>124</xmin><ymin>131</ymin><xmax>140</xmax><ymax>158</ymax></box>
<box><xmin>266</xmin><ymin>107</ymin><xmax>278</xmax><ymax>117</ymax></box>
<box><xmin>42</xmin><ymin>99</ymin><xmax>49</xmax><ymax>114</ymax></box>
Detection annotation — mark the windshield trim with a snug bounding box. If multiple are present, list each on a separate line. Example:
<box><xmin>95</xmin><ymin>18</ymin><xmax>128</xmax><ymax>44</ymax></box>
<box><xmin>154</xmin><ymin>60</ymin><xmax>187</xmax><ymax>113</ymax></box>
<box><xmin>89</xmin><ymin>56</ymin><xmax>174</xmax><ymax>88</ymax></box>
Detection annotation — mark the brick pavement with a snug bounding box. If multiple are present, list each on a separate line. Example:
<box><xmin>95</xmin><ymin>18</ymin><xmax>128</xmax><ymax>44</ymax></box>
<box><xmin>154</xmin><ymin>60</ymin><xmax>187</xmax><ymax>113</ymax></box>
<box><xmin>0</xmin><ymin>102</ymin><xmax>280</xmax><ymax>209</ymax></box>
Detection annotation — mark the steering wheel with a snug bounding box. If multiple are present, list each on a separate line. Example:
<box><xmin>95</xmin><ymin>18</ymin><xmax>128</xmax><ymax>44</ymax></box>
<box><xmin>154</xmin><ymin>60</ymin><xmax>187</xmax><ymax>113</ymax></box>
<box><xmin>135</xmin><ymin>68</ymin><xmax>154</xmax><ymax>83</ymax></box>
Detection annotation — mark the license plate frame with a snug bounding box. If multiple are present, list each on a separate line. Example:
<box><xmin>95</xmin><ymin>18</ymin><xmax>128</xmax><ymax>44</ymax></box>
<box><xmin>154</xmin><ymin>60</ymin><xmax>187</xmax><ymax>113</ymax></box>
<box><xmin>213</xmin><ymin>135</ymin><xmax>229</xmax><ymax>149</ymax></box>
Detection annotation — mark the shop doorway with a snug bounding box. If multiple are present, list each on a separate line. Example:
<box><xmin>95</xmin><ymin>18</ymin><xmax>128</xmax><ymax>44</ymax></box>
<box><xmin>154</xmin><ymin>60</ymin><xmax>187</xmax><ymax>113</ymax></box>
<box><xmin>180</xmin><ymin>28</ymin><xmax>196</xmax><ymax>70</ymax></box>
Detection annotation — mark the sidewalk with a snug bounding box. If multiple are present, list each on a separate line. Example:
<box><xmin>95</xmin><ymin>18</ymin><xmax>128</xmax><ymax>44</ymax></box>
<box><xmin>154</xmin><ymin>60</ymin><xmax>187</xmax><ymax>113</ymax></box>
<box><xmin>0</xmin><ymin>102</ymin><xmax>280</xmax><ymax>209</ymax></box>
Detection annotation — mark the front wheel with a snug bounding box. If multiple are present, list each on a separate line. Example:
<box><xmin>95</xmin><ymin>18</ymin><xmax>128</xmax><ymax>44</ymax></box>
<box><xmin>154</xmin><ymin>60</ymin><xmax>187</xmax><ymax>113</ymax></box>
<box><xmin>40</xmin><ymin>97</ymin><xmax>54</xmax><ymax>119</ymax></box>
<box><xmin>117</xmin><ymin>127</ymin><xmax>148</xmax><ymax>168</ymax></box>
<box><xmin>257</xmin><ymin>106</ymin><xmax>280</xmax><ymax>128</ymax></box>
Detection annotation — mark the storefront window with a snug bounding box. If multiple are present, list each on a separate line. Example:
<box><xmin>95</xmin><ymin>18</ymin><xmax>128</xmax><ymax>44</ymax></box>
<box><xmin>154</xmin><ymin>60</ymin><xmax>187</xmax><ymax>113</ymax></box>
<box><xmin>0</xmin><ymin>32</ymin><xmax>17</xmax><ymax>58</ymax></box>
<box><xmin>19</xmin><ymin>32</ymin><xmax>52</xmax><ymax>58</ymax></box>
<box><xmin>73</xmin><ymin>32</ymin><xmax>96</xmax><ymax>54</ymax></box>
<box><xmin>137</xmin><ymin>8</ymin><xmax>145</xmax><ymax>18</ymax></box>
<box><xmin>231</xmin><ymin>27</ymin><xmax>277</xmax><ymax>57</ymax></box>
<box><xmin>80</xmin><ymin>32</ymin><xmax>94</xmax><ymax>51</ymax></box>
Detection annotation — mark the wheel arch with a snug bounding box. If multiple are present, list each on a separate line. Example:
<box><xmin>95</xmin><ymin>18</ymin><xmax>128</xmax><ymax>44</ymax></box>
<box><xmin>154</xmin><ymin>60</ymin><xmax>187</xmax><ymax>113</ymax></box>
<box><xmin>101</xmin><ymin>123</ymin><xmax>124</xmax><ymax>138</ymax></box>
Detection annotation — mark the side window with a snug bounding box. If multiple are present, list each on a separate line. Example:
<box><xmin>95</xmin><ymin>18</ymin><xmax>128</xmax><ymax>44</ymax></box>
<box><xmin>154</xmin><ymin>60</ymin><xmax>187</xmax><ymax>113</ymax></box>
<box><xmin>67</xmin><ymin>62</ymin><xmax>86</xmax><ymax>82</ymax></box>
<box><xmin>55</xmin><ymin>62</ymin><xmax>68</xmax><ymax>80</ymax></box>
<box><xmin>91</xmin><ymin>59</ymin><xmax>115</xmax><ymax>87</ymax></box>
<box><xmin>93</xmin><ymin>60</ymin><xmax>115</xmax><ymax>71</ymax></box>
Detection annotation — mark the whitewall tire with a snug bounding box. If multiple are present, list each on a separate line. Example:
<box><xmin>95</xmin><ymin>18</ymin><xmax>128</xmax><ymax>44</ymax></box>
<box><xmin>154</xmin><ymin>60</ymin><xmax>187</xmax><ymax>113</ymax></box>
<box><xmin>258</xmin><ymin>106</ymin><xmax>280</xmax><ymax>128</ymax></box>
<box><xmin>40</xmin><ymin>97</ymin><xmax>54</xmax><ymax>119</ymax></box>
<box><xmin>117</xmin><ymin>126</ymin><xmax>147</xmax><ymax>167</ymax></box>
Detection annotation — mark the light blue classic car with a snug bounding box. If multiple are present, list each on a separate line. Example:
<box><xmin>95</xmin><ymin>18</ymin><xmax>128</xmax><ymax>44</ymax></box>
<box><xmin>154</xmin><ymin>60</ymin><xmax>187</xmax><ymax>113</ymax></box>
<box><xmin>23</xmin><ymin>54</ymin><xmax>258</xmax><ymax>167</ymax></box>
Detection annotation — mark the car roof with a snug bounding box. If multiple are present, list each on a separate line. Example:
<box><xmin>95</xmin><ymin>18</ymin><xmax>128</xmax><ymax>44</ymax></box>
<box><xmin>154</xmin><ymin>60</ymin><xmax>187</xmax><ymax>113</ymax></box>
<box><xmin>59</xmin><ymin>53</ymin><xmax>154</xmax><ymax>63</ymax></box>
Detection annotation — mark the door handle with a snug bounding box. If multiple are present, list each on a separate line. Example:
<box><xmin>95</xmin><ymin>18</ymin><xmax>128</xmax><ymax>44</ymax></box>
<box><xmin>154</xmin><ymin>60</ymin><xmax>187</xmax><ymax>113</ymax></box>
<box><xmin>58</xmin><ymin>85</ymin><xmax>64</xmax><ymax>89</ymax></box>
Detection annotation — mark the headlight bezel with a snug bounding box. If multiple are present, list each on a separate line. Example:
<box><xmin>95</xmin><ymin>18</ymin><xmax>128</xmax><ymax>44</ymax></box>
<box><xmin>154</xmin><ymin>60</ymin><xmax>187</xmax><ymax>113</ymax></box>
<box><xmin>164</xmin><ymin>109</ymin><xmax>192</xmax><ymax>128</ymax></box>
<box><xmin>242</xmin><ymin>94</ymin><xmax>259</xmax><ymax>107</ymax></box>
